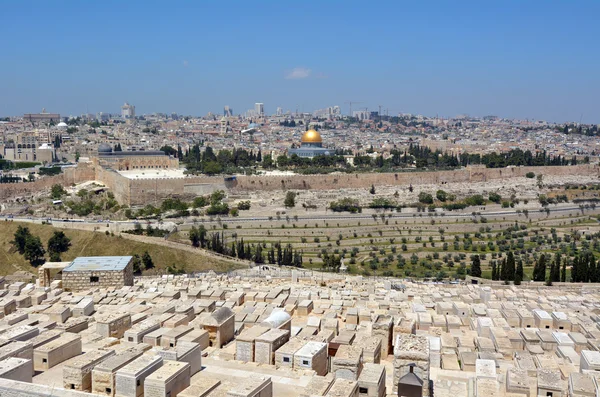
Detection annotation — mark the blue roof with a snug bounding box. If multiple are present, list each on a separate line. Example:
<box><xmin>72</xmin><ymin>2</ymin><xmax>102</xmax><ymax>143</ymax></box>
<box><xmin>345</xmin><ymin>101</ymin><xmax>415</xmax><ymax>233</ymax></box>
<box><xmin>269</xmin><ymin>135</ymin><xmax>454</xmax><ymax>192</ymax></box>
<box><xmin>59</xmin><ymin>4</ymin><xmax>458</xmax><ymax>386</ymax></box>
<box><xmin>63</xmin><ymin>256</ymin><xmax>133</xmax><ymax>272</ymax></box>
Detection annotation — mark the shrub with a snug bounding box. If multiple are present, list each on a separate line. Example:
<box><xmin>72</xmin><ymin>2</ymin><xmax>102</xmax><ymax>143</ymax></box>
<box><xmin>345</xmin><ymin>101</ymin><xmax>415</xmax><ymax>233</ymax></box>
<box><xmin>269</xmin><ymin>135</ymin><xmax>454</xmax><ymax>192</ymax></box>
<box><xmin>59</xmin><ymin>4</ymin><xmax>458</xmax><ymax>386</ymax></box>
<box><xmin>418</xmin><ymin>192</ymin><xmax>434</xmax><ymax>204</ymax></box>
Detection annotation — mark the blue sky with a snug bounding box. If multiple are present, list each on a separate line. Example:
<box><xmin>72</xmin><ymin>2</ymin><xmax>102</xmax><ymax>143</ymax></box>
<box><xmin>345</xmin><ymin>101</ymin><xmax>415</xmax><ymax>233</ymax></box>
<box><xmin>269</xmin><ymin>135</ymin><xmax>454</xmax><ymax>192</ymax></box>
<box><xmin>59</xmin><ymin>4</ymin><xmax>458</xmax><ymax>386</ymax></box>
<box><xmin>2</xmin><ymin>1</ymin><xmax>599</xmax><ymax>123</ymax></box>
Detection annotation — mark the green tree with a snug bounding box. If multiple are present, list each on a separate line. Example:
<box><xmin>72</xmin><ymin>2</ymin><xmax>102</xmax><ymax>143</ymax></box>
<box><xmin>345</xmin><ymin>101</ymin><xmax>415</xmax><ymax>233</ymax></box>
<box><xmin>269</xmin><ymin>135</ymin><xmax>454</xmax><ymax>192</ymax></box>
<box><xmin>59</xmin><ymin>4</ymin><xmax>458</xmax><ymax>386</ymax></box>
<box><xmin>561</xmin><ymin>259</ymin><xmax>567</xmax><ymax>282</ymax></box>
<box><xmin>132</xmin><ymin>254</ymin><xmax>142</xmax><ymax>274</ymax></box>
<box><xmin>471</xmin><ymin>255</ymin><xmax>482</xmax><ymax>278</ymax></box>
<box><xmin>284</xmin><ymin>191</ymin><xmax>296</xmax><ymax>208</ymax></box>
<box><xmin>51</xmin><ymin>184</ymin><xmax>67</xmax><ymax>199</ymax></box>
<box><xmin>436</xmin><ymin>190</ymin><xmax>447</xmax><ymax>202</ymax></box>
<box><xmin>24</xmin><ymin>235</ymin><xmax>46</xmax><ymax>266</ymax></box>
<box><xmin>488</xmin><ymin>192</ymin><xmax>502</xmax><ymax>204</ymax></box>
<box><xmin>11</xmin><ymin>226</ymin><xmax>32</xmax><ymax>255</ymax></box>
<box><xmin>47</xmin><ymin>231</ymin><xmax>71</xmax><ymax>261</ymax></box>
<box><xmin>551</xmin><ymin>252</ymin><xmax>561</xmax><ymax>282</ymax></box>
<box><xmin>516</xmin><ymin>259</ymin><xmax>524</xmax><ymax>282</ymax></box>
<box><xmin>142</xmin><ymin>251</ymin><xmax>154</xmax><ymax>270</ymax></box>
<box><xmin>505</xmin><ymin>251</ymin><xmax>515</xmax><ymax>281</ymax></box>
<box><xmin>418</xmin><ymin>192</ymin><xmax>434</xmax><ymax>204</ymax></box>
<box><xmin>203</xmin><ymin>161</ymin><xmax>222</xmax><ymax>175</ymax></box>
<box><xmin>533</xmin><ymin>254</ymin><xmax>547</xmax><ymax>282</ymax></box>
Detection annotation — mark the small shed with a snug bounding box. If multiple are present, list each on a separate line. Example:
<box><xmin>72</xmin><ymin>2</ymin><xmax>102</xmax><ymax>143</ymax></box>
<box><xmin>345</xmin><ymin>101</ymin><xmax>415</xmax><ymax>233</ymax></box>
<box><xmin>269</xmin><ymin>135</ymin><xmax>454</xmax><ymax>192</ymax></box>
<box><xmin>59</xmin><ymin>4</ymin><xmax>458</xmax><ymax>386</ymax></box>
<box><xmin>62</xmin><ymin>256</ymin><xmax>134</xmax><ymax>291</ymax></box>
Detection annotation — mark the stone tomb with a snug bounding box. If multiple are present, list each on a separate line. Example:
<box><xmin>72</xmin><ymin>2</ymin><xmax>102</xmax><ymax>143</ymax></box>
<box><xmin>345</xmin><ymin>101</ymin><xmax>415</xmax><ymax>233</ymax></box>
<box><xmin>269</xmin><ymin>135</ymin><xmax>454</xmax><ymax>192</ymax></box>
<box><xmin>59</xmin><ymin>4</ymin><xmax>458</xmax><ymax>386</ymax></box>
<box><xmin>96</xmin><ymin>312</ymin><xmax>132</xmax><ymax>339</ymax></box>
<box><xmin>124</xmin><ymin>319</ymin><xmax>160</xmax><ymax>344</ymax></box>
<box><xmin>63</xmin><ymin>349</ymin><xmax>116</xmax><ymax>391</ymax></box>
<box><xmin>91</xmin><ymin>348</ymin><xmax>145</xmax><ymax>397</ymax></box>
<box><xmin>0</xmin><ymin>357</ymin><xmax>33</xmax><ymax>382</ymax></box>
<box><xmin>144</xmin><ymin>360</ymin><xmax>190</xmax><ymax>397</ymax></box>
<box><xmin>115</xmin><ymin>354</ymin><xmax>163</xmax><ymax>397</ymax></box>
<box><xmin>155</xmin><ymin>341</ymin><xmax>202</xmax><ymax>376</ymax></box>
<box><xmin>33</xmin><ymin>333</ymin><xmax>81</xmax><ymax>371</ymax></box>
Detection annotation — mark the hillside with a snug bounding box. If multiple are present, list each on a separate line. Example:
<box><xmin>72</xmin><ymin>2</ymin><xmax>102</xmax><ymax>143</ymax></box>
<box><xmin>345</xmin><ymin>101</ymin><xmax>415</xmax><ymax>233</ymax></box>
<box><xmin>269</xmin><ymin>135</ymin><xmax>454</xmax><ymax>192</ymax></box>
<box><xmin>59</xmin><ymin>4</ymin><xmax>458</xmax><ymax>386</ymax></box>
<box><xmin>0</xmin><ymin>221</ymin><xmax>239</xmax><ymax>276</ymax></box>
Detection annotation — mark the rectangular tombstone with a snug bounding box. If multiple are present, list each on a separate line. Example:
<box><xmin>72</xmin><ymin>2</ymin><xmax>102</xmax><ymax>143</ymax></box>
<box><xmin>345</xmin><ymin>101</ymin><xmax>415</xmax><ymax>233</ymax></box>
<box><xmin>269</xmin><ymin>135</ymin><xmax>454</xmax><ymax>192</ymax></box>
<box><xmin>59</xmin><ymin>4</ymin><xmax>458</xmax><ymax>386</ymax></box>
<box><xmin>28</xmin><ymin>329</ymin><xmax>64</xmax><ymax>349</ymax></box>
<box><xmin>46</xmin><ymin>305</ymin><xmax>71</xmax><ymax>323</ymax></box>
<box><xmin>160</xmin><ymin>326</ymin><xmax>193</xmax><ymax>348</ymax></box>
<box><xmin>115</xmin><ymin>354</ymin><xmax>163</xmax><ymax>397</ymax></box>
<box><xmin>33</xmin><ymin>333</ymin><xmax>81</xmax><ymax>371</ymax></box>
<box><xmin>357</xmin><ymin>363</ymin><xmax>385</xmax><ymax>397</ymax></box>
<box><xmin>177</xmin><ymin>329</ymin><xmax>209</xmax><ymax>350</ymax></box>
<box><xmin>144</xmin><ymin>360</ymin><xmax>190</xmax><ymax>397</ymax></box>
<box><xmin>254</xmin><ymin>329</ymin><xmax>290</xmax><ymax>365</ymax></box>
<box><xmin>92</xmin><ymin>347</ymin><xmax>145</xmax><ymax>397</ymax></box>
<box><xmin>143</xmin><ymin>328</ymin><xmax>170</xmax><ymax>347</ymax></box>
<box><xmin>63</xmin><ymin>349</ymin><xmax>115</xmax><ymax>391</ymax></box>
<box><xmin>124</xmin><ymin>319</ymin><xmax>160</xmax><ymax>344</ymax></box>
<box><xmin>226</xmin><ymin>376</ymin><xmax>273</xmax><ymax>397</ymax></box>
<box><xmin>0</xmin><ymin>357</ymin><xmax>33</xmax><ymax>383</ymax></box>
<box><xmin>274</xmin><ymin>338</ymin><xmax>305</xmax><ymax>369</ymax></box>
<box><xmin>236</xmin><ymin>325</ymin><xmax>269</xmax><ymax>362</ymax></box>
<box><xmin>73</xmin><ymin>298</ymin><xmax>94</xmax><ymax>317</ymax></box>
<box><xmin>2</xmin><ymin>325</ymin><xmax>39</xmax><ymax>342</ymax></box>
<box><xmin>157</xmin><ymin>341</ymin><xmax>202</xmax><ymax>377</ymax></box>
<box><xmin>96</xmin><ymin>313</ymin><xmax>132</xmax><ymax>339</ymax></box>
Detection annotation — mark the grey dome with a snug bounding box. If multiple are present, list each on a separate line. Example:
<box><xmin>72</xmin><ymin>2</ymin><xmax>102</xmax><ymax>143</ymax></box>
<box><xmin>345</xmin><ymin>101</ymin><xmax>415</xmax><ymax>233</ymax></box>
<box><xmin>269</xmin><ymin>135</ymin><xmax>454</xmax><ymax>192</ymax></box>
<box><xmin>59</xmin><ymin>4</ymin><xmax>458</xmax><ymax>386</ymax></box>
<box><xmin>98</xmin><ymin>143</ymin><xmax>113</xmax><ymax>153</ymax></box>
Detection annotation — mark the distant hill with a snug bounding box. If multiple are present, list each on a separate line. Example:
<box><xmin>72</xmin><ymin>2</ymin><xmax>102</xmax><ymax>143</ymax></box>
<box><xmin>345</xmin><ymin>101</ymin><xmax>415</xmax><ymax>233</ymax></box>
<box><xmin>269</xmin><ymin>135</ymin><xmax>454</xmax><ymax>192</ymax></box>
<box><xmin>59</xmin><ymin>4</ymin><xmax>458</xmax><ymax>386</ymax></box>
<box><xmin>0</xmin><ymin>221</ymin><xmax>239</xmax><ymax>276</ymax></box>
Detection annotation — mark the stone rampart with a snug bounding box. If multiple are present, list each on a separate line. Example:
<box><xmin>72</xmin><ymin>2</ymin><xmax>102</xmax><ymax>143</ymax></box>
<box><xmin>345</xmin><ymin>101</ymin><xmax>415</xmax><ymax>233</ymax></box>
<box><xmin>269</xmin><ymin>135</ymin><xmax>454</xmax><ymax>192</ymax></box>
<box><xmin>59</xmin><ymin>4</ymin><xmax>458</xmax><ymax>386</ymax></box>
<box><xmin>1</xmin><ymin>163</ymin><xmax>597</xmax><ymax>206</ymax></box>
<box><xmin>232</xmin><ymin>164</ymin><xmax>599</xmax><ymax>192</ymax></box>
<box><xmin>0</xmin><ymin>164</ymin><xmax>96</xmax><ymax>201</ymax></box>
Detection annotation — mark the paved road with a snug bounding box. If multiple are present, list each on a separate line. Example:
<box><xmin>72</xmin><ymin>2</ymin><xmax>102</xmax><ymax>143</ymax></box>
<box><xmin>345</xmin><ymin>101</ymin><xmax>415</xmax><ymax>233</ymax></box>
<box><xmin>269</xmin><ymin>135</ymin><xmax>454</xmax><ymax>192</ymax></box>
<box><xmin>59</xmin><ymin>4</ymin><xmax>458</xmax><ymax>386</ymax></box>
<box><xmin>2</xmin><ymin>204</ymin><xmax>591</xmax><ymax>228</ymax></box>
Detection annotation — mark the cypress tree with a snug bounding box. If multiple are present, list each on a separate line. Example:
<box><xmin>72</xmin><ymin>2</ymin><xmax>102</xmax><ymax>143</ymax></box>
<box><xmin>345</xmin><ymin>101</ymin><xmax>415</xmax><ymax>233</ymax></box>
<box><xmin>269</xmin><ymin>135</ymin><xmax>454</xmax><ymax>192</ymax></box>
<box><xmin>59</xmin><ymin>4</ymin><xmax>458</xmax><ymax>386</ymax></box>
<box><xmin>506</xmin><ymin>252</ymin><xmax>515</xmax><ymax>281</ymax></box>
<box><xmin>534</xmin><ymin>254</ymin><xmax>546</xmax><ymax>282</ymax></box>
<box><xmin>572</xmin><ymin>256</ymin><xmax>579</xmax><ymax>282</ymax></box>
<box><xmin>516</xmin><ymin>259</ymin><xmax>524</xmax><ymax>283</ymax></box>
<box><xmin>471</xmin><ymin>255</ymin><xmax>482</xmax><ymax>278</ymax></box>
<box><xmin>491</xmin><ymin>262</ymin><xmax>497</xmax><ymax>281</ymax></box>
<box><xmin>552</xmin><ymin>253</ymin><xmax>561</xmax><ymax>282</ymax></box>
<box><xmin>561</xmin><ymin>259</ymin><xmax>567</xmax><ymax>282</ymax></box>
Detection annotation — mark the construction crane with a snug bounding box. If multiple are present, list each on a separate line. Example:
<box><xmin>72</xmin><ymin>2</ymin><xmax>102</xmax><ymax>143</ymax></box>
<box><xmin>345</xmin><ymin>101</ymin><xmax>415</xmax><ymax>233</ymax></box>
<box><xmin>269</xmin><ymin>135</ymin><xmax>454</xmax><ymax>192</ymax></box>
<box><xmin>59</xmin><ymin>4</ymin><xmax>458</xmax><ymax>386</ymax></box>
<box><xmin>344</xmin><ymin>101</ymin><xmax>362</xmax><ymax>118</ymax></box>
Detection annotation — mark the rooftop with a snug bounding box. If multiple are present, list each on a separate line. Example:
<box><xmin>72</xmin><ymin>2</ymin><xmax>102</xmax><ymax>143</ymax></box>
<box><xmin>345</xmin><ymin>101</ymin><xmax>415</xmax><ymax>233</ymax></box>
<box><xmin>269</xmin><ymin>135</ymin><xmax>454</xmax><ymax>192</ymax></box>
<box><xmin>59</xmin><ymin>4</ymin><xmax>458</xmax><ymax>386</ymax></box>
<box><xmin>63</xmin><ymin>256</ymin><xmax>132</xmax><ymax>272</ymax></box>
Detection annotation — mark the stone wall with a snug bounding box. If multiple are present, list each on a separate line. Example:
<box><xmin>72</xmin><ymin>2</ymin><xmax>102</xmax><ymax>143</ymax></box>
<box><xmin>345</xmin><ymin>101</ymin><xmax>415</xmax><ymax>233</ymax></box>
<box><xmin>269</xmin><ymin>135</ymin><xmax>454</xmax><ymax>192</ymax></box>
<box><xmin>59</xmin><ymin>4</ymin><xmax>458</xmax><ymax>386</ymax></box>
<box><xmin>0</xmin><ymin>164</ymin><xmax>96</xmax><ymax>201</ymax></box>
<box><xmin>1</xmin><ymin>162</ymin><xmax>597</xmax><ymax>206</ymax></box>
<box><xmin>232</xmin><ymin>164</ymin><xmax>599</xmax><ymax>192</ymax></box>
<box><xmin>62</xmin><ymin>265</ymin><xmax>133</xmax><ymax>291</ymax></box>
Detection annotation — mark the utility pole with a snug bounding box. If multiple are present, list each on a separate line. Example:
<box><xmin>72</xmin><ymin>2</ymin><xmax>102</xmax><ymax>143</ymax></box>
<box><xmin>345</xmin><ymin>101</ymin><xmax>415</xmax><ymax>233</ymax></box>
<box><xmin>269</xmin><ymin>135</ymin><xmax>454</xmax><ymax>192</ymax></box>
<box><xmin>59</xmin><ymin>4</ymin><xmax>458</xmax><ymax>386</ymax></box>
<box><xmin>378</xmin><ymin>105</ymin><xmax>382</xmax><ymax>124</ymax></box>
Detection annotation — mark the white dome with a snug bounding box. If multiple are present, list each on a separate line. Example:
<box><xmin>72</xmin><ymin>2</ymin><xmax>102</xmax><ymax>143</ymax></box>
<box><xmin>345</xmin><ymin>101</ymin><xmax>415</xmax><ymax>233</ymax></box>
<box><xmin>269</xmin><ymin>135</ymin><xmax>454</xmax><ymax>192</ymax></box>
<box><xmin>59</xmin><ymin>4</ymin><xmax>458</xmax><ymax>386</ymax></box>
<box><xmin>260</xmin><ymin>309</ymin><xmax>291</xmax><ymax>328</ymax></box>
<box><xmin>57</xmin><ymin>122</ymin><xmax>68</xmax><ymax>129</ymax></box>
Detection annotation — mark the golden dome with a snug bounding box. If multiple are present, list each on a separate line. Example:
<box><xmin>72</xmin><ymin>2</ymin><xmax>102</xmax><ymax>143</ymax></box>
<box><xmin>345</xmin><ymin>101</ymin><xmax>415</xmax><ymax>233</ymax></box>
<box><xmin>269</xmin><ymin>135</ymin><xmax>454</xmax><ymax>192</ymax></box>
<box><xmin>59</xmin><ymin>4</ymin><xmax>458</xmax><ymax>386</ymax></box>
<box><xmin>301</xmin><ymin>129</ymin><xmax>322</xmax><ymax>143</ymax></box>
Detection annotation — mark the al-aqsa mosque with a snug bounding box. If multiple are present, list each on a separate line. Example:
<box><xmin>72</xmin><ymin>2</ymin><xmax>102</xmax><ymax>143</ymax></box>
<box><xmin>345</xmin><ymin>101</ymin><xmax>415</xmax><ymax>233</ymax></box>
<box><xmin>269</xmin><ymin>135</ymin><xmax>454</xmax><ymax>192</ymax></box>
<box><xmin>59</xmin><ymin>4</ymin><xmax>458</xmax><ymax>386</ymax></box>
<box><xmin>288</xmin><ymin>129</ymin><xmax>332</xmax><ymax>158</ymax></box>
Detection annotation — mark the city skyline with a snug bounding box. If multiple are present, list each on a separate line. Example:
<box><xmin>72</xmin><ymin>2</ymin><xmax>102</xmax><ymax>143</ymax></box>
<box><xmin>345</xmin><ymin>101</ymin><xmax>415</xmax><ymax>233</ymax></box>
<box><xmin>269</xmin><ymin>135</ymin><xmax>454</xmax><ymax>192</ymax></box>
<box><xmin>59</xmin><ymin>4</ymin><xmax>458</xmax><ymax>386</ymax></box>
<box><xmin>2</xmin><ymin>1</ymin><xmax>599</xmax><ymax>123</ymax></box>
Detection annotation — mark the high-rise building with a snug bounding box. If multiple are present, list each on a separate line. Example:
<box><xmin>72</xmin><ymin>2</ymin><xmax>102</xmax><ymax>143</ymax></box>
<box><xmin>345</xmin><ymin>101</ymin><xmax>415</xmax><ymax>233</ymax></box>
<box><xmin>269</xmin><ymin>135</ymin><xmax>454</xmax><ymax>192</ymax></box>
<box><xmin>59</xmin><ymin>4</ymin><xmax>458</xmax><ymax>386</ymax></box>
<box><xmin>255</xmin><ymin>103</ymin><xmax>264</xmax><ymax>117</ymax></box>
<box><xmin>224</xmin><ymin>106</ymin><xmax>233</xmax><ymax>117</ymax></box>
<box><xmin>121</xmin><ymin>102</ymin><xmax>136</xmax><ymax>119</ymax></box>
<box><xmin>276</xmin><ymin>107</ymin><xmax>283</xmax><ymax>116</ymax></box>
<box><xmin>23</xmin><ymin>108</ymin><xmax>61</xmax><ymax>124</ymax></box>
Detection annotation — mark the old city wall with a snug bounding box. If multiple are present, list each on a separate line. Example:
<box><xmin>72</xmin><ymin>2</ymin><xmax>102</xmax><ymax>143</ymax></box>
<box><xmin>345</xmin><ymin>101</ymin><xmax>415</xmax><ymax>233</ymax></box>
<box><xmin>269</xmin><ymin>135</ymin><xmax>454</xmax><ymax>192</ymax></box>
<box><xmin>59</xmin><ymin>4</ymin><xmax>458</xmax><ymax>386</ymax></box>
<box><xmin>126</xmin><ymin>175</ymin><xmax>225</xmax><ymax>206</ymax></box>
<box><xmin>94</xmin><ymin>167</ymin><xmax>131</xmax><ymax>205</ymax></box>
<box><xmin>2</xmin><ymin>163</ymin><xmax>598</xmax><ymax>206</ymax></box>
<box><xmin>232</xmin><ymin>164</ymin><xmax>599</xmax><ymax>192</ymax></box>
<box><xmin>0</xmin><ymin>164</ymin><xmax>96</xmax><ymax>201</ymax></box>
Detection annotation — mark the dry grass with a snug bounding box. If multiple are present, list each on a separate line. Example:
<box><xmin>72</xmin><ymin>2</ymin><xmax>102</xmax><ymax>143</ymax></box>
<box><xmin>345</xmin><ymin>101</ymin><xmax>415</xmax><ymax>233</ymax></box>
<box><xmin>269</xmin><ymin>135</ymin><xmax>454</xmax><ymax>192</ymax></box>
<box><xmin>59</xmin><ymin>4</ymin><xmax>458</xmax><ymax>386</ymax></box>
<box><xmin>0</xmin><ymin>221</ymin><xmax>239</xmax><ymax>276</ymax></box>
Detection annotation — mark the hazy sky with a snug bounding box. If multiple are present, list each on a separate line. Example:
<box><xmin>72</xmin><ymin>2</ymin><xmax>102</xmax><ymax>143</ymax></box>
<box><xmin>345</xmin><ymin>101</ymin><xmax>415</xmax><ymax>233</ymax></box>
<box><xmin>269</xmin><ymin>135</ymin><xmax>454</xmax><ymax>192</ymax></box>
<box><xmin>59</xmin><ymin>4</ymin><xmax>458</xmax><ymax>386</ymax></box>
<box><xmin>2</xmin><ymin>1</ymin><xmax>599</xmax><ymax>123</ymax></box>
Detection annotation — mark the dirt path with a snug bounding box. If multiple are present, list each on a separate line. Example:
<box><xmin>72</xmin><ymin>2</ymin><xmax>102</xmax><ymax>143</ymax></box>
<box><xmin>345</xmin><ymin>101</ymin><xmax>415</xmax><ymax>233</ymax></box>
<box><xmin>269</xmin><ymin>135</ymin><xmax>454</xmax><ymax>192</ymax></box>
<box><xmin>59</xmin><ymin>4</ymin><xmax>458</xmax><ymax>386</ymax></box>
<box><xmin>120</xmin><ymin>233</ymin><xmax>253</xmax><ymax>268</ymax></box>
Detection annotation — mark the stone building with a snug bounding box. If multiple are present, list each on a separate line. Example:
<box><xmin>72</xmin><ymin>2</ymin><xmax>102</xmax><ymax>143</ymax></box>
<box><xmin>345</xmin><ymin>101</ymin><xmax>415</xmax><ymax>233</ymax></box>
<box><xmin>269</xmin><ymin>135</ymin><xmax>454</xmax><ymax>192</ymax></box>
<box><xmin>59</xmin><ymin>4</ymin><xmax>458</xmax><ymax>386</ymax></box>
<box><xmin>197</xmin><ymin>307</ymin><xmax>235</xmax><ymax>348</ymax></box>
<box><xmin>62</xmin><ymin>256</ymin><xmax>134</xmax><ymax>291</ymax></box>
<box><xmin>393</xmin><ymin>334</ymin><xmax>430</xmax><ymax>397</ymax></box>
<box><xmin>94</xmin><ymin>144</ymin><xmax>179</xmax><ymax>171</ymax></box>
